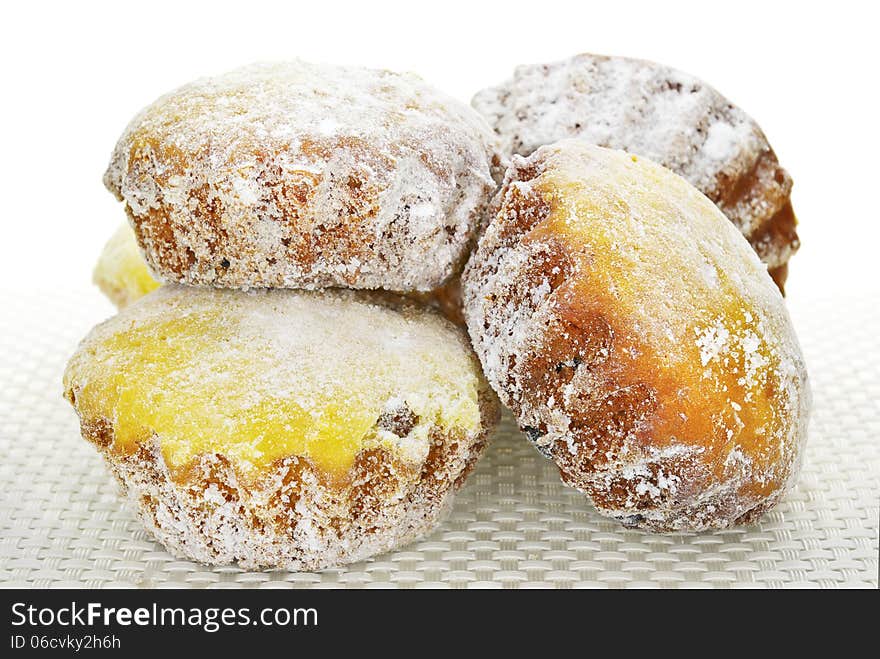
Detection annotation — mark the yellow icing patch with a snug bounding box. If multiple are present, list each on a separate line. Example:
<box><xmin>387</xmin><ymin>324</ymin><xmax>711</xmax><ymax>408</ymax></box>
<box><xmin>533</xmin><ymin>145</ymin><xmax>784</xmax><ymax>484</ymax></box>
<box><xmin>93</xmin><ymin>223</ymin><xmax>160</xmax><ymax>308</ymax></box>
<box><xmin>66</xmin><ymin>289</ymin><xmax>484</xmax><ymax>481</ymax></box>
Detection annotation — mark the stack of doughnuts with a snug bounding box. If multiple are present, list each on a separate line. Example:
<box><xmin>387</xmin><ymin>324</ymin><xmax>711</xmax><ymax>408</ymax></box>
<box><xmin>67</xmin><ymin>54</ymin><xmax>810</xmax><ymax>570</ymax></box>
<box><xmin>66</xmin><ymin>61</ymin><xmax>502</xmax><ymax>571</ymax></box>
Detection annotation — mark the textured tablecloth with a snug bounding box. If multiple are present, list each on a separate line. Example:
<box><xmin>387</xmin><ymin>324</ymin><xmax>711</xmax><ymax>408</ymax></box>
<box><xmin>0</xmin><ymin>288</ymin><xmax>877</xmax><ymax>588</ymax></box>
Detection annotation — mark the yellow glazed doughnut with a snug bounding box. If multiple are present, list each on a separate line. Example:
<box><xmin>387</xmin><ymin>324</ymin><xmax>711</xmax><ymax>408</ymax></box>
<box><xmin>93</xmin><ymin>223</ymin><xmax>159</xmax><ymax>308</ymax></box>
<box><xmin>64</xmin><ymin>286</ymin><xmax>499</xmax><ymax>569</ymax></box>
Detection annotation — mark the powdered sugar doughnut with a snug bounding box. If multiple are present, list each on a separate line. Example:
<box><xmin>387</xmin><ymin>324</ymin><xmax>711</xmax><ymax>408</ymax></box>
<box><xmin>473</xmin><ymin>54</ymin><xmax>799</xmax><ymax>290</ymax></box>
<box><xmin>105</xmin><ymin>60</ymin><xmax>501</xmax><ymax>293</ymax></box>
<box><xmin>462</xmin><ymin>141</ymin><xmax>810</xmax><ymax>531</ymax></box>
<box><xmin>64</xmin><ymin>286</ymin><xmax>498</xmax><ymax>569</ymax></box>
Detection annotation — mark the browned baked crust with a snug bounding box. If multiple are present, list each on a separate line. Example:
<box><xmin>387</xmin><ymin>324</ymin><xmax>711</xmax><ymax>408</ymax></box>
<box><xmin>472</xmin><ymin>53</ymin><xmax>799</xmax><ymax>291</ymax></box>
<box><xmin>407</xmin><ymin>276</ymin><xmax>465</xmax><ymax>327</ymax></box>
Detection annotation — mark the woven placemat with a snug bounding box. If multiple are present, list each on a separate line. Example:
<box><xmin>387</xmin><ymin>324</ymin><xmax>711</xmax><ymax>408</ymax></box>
<box><xmin>0</xmin><ymin>287</ymin><xmax>876</xmax><ymax>588</ymax></box>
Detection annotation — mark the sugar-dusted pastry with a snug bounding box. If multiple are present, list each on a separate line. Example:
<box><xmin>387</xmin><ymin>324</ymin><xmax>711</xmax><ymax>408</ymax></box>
<box><xmin>93</xmin><ymin>222</ymin><xmax>159</xmax><ymax>308</ymax></box>
<box><xmin>94</xmin><ymin>222</ymin><xmax>467</xmax><ymax>324</ymax></box>
<box><xmin>462</xmin><ymin>141</ymin><xmax>810</xmax><ymax>531</ymax></box>
<box><xmin>64</xmin><ymin>286</ymin><xmax>498</xmax><ymax>569</ymax></box>
<box><xmin>105</xmin><ymin>60</ymin><xmax>501</xmax><ymax>293</ymax></box>
<box><xmin>473</xmin><ymin>53</ymin><xmax>799</xmax><ymax>290</ymax></box>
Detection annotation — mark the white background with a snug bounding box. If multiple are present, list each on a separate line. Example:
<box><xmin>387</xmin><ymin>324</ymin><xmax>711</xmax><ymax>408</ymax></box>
<box><xmin>1</xmin><ymin>1</ymin><xmax>877</xmax><ymax>305</ymax></box>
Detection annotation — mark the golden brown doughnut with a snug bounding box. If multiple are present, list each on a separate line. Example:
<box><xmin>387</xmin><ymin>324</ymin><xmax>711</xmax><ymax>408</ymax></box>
<box><xmin>462</xmin><ymin>141</ymin><xmax>810</xmax><ymax>531</ymax></box>
<box><xmin>473</xmin><ymin>53</ymin><xmax>799</xmax><ymax>291</ymax></box>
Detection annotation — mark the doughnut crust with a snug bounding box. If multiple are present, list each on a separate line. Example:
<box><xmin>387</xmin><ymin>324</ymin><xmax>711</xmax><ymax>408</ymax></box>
<box><xmin>93</xmin><ymin>222</ymin><xmax>160</xmax><ymax>308</ymax></box>
<box><xmin>462</xmin><ymin>141</ymin><xmax>810</xmax><ymax>531</ymax></box>
<box><xmin>472</xmin><ymin>54</ymin><xmax>799</xmax><ymax>290</ymax></box>
<box><xmin>93</xmin><ymin>222</ymin><xmax>467</xmax><ymax>323</ymax></box>
<box><xmin>64</xmin><ymin>287</ymin><xmax>498</xmax><ymax>569</ymax></box>
<box><xmin>105</xmin><ymin>61</ymin><xmax>501</xmax><ymax>293</ymax></box>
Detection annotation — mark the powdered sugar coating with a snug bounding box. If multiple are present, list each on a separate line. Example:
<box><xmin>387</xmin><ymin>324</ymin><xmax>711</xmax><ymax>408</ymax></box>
<box><xmin>462</xmin><ymin>142</ymin><xmax>810</xmax><ymax>531</ymax></box>
<box><xmin>94</xmin><ymin>222</ymin><xmax>468</xmax><ymax>323</ymax></box>
<box><xmin>85</xmin><ymin>418</ymin><xmax>492</xmax><ymax>571</ymax></box>
<box><xmin>472</xmin><ymin>54</ymin><xmax>799</xmax><ymax>288</ymax></box>
<box><xmin>64</xmin><ymin>287</ymin><xmax>499</xmax><ymax>569</ymax></box>
<box><xmin>105</xmin><ymin>61</ymin><xmax>501</xmax><ymax>292</ymax></box>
